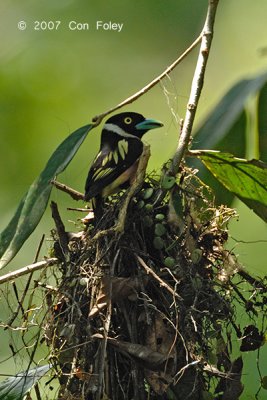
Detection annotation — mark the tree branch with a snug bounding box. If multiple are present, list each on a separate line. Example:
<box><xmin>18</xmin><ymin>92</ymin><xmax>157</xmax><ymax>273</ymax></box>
<box><xmin>92</xmin><ymin>35</ymin><xmax>202</xmax><ymax>124</ymax></box>
<box><xmin>51</xmin><ymin>179</ymin><xmax>84</xmax><ymax>201</ymax></box>
<box><xmin>171</xmin><ymin>0</ymin><xmax>220</xmax><ymax>174</ymax></box>
<box><xmin>0</xmin><ymin>258</ymin><xmax>58</xmax><ymax>285</ymax></box>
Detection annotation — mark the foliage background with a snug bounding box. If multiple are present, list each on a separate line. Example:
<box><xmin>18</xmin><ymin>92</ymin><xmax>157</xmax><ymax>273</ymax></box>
<box><xmin>0</xmin><ymin>0</ymin><xmax>266</xmax><ymax>398</ymax></box>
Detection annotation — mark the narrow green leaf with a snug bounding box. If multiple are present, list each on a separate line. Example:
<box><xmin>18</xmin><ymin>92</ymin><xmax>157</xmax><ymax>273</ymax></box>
<box><xmin>0</xmin><ymin>198</ymin><xmax>26</xmax><ymax>260</ymax></box>
<box><xmin>190</xmin><ymin>71</ymin><xmax>267</xmax><ymax>205</ymax></box>
<box><xmin>0</xmin><ymin>364</ymin><xmax>51</xmax><ymax>400</ymax></box>
<box><xmin>190</xmin><ymin>111</ymin><xmax>247</xmax><ymax>205</ymax></box>
<box><xmin>192</xmin><ymin>71</ymin><xmax>267</xmax><ymax>150</ymax></box>
<box><xmin>262</xmin><ymin>376</ymin><xmax>267</xmax><ymax>390</ymax></box>
<box><xmin>193</xmin><ymin>150</ymin><xmax>267</xmax><ymax>222</ymax></box>
<box><xmin>258</xmin><ymin>82</ymin><xmax>267</xmax><ymax>162</ymax></box>
<box><xmin>0</xmin><ymin>124</ymin><xmax>94</xmax><ymax>269</ymax></box>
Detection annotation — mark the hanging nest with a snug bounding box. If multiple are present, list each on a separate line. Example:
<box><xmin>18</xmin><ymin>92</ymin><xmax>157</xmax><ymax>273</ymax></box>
<box><xmin>44</xmin><ymin>163</ymin><xmax>266</xmax><ymax>400</ymax></box>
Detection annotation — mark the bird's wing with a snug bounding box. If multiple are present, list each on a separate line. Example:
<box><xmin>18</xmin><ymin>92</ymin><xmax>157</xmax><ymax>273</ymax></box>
<box><xmin>85</xmin><ymin>138</ymin><xmax>143</xmax><ymax>200</ymax></box>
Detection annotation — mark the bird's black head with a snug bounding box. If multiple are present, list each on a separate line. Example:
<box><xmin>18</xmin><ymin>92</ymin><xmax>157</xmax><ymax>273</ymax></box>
<box><xmin>103</xmin><ymin>112</ymin><xmax>163</xmax><ymax>139</ymax></box>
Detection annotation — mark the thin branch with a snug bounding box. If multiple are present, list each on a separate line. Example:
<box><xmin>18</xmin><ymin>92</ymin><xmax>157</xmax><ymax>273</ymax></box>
<box><xmin>171</xmin><ymin>0</ymin><xmax>220</xmax><ymax>174</ymax></box>
<box><xmin>0</xmin><ymin>258</ymin><xmax>58</xmax><ymax>285</ymax></box>
<box><xmin>137</xmin><ymin>255</ymin><xmax>182</xmax><ymax>300</ymax></box>
<box><xmin>116</xmin><ymin>144</ymin><xmax>151</xmax><ymax>233</ymax></box>
<box><xmin>92</xmin><ymin>35</ymin><xmax>202</xmax><ymax>124</ymax></box>
<box><xmin>51</xmin><ymin>201</ymin><xmax>69</xmax><ymax>255</ymax></box>
<box><xmin>96</xmin><ymin>249</ymin><xmax>119</xmax><ymax>400</ymax></box>
<box><xmin>238</xmin><ymin>269</ymin><xmax>266</xmax><ymax>291</ymax></box>
<box><xmin>51</xmin><ymin>179</ymin><xmax>84</xmax><ymax>201</ymax></box>
<box><xmin>67</xmin><ymin>207</ymin><xmax>89</xmax><ymax>212</ymax></box>
<box><xmin>4</xmin><ymin>235</ymin><xmax>46</xmax><ymax>329</ymax></box>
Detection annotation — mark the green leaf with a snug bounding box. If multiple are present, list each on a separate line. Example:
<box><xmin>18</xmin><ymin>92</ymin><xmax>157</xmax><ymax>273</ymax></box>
<box><xmin>190</xmin><ymin>71</ymin><xmax>267</xmax><ymax>205</ymax></box>
<box><xmin>262</xmin><ymin>376</ymin><xmax>267</xmax><ymax>390</ymax></box>
<box><xmin>258</xmin><ymin>82</ymin><xmax>267</xmax><ymax>162</ymax></box>
<box><xmin>193</xmin><ymin>71</ymin><xmax>267</xmax><ymax>150</ymax></box>
<box><xmin>193</xmin><ymin>150</ymin><xmax>267</xmax><ymax>222</ymax></box>
<box><xmin>190</xmin><ymin>111</ymin><xmax>247</xmax><ymax>205</ymax></box>
<box><xmin>0</xmin><ymin>364</ymin><xmax>51</xmax><ymax>400</ymax></box>
<box><xmin>0</xmin><ymin>124</ymin><xmax>94</xmax><ymax>269</ymax></box>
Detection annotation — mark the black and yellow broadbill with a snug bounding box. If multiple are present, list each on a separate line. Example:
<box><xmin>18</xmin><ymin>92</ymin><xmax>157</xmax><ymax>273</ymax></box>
<box><xmin>84</xmin><ymin>112</ymin><xmax>163</xmax><ymax>211</ymax></box>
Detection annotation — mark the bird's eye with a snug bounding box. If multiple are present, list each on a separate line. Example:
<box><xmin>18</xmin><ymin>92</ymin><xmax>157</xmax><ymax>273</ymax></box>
<box><xmin>124</xmin><ymin>117</ymin><xmax>132</xmax><ymax>124</ymax></box>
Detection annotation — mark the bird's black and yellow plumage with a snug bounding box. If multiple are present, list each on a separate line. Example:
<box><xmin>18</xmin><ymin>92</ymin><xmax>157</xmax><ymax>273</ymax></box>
<box><xmin>84</xmin><ymin>112</ymin><xmax>163</xmax><ymax>212</ymax></box>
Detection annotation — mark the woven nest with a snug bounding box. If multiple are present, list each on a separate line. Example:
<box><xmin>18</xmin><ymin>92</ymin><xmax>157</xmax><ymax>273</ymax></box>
<box><xmin>44</xmin><ymin>165</ymin><xmax>265</xmax><ymax>400</ymax></box>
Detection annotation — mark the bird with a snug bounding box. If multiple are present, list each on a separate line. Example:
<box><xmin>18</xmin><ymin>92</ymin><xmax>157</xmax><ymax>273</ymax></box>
<box><xmin>84</xmin><ymin>112</ymin><xmax>163</xmax><ymax>214</ymax></box>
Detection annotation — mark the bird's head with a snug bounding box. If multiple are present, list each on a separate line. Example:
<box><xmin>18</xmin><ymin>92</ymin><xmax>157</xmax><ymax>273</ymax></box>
<box><xmin>102</xmin><ymin>112</ymin><xmax>163</xmax><ymax>140</ymax></box>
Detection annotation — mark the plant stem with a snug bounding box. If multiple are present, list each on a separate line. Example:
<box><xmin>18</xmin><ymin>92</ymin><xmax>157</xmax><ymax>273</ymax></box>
<box><xmin>92</xmin><ymin>35</ymin><xmax>202</xmax><ymax>124</ymax></box>
<box><xmin>171</xmin><ymin>0</ymin><xmax>220</xmax><ymax>174</ymax></box>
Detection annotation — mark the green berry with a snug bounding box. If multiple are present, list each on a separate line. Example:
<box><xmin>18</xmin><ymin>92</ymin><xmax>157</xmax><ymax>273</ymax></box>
<box><xmin>155</xmin><ymin>213</ymin><xmax>165</xmax><ymax>221</ymax></box>
<box><xmin>143</xmin><ymin>216</ymin><xmax>153</xmax><ymax>228</ymax></box>
<box><xmin>161</xmin><ymin>175</ymin><xmax>176</xmax><ymax>190</ymax></box>
<box><xmin>164</xmin><ymin>257</ymin><xmax>175</xmax><ymax>268</ymax></box>
<box><xmin>142</xmin><ymin>188</ymin><xmax>154</xmax><ymax>200</ymax></box>
<box><xmin>153</xmin><ymin>237</ymin><xmax>165</xmax><ymax>250</ymax></box>
<box><xmin>154</xmin><ymin>223</ymin><xmax>167</xmax><ymax>237</ymax></box>
<box><xmin>137</xmin><ymin>200</ymin><xmax>145</xmax><ymax>209</ymax></box>
<box><xmin>145</xmin><ymin>203</ymin><xmax>153</xmax><ymax>212</ymax></box>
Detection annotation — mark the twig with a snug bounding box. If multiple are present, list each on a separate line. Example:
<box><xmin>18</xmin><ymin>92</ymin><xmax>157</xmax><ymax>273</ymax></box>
<box><xmin>116</xmin><ymin>144</ymin><xmax>151</xmax><ymax>233</ymax></box>
<box><xmin>67</xmin><ymin>207</ymin><xmax>89</xmax><ymax>212</ymax></box>
<box><xmin>5</xmin><ymin>235</ymin><xmax>46</xmax><ymax>329</ymax></box>
<box><xmin>137</xmin><ymin>255</ymin><xmax>182</xmax><ymax>300</ymax></box>
<box><xmin>0</xmin><ymin>258</ymin><xmax>58</xmax><ymax>285</ymax></box>
<box><xmin>92</xmin><ymin>35</ymin><xmax>202</xmax><ymax>124</ymax></box>
<box><xmin>51</xmin><ymin>201</ymin><xmax>69</xmax><ymax>255</ymax></box>
<box><xmin>96</xmin><ymin>249</ymin><xmax>119</xmax><ymax>400</ymax></box>
<box><xmin>11</xmin><ymin>282</ymin><xmax>24</xmax><ymax>317</ymax></box>
<box><xmin>34</xmin><ymin>384</ymin><xmax>42</xmax><ymax>400</ymax></box>
<box><xmin>238</xmin><ymin>269</ymin><xmax>266</xmax><ymax>291</ymax></box>
<box><xmin>51</xmin><ymin>179</ymin><xmax>84</xmax><ymax>201</ymax></box>
<box><xmin>34</xmin><ymin>281</ymin><xmax>58</xmax><ymax>292</ymax></box>
<box><xmin>171</xmin><ymin>0</ymin><xmax>220</xmax><ymax>174</ymax></box>
<box><xmin>34</xmin><ymin>234</ymin><xmax>45</xmax><ymax>263</ymax></box>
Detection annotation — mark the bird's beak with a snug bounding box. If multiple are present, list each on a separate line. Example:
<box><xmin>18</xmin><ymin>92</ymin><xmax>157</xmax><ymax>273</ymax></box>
<box><xmin>135</xmin><ymin>118</ymin><xmax>163</xmax><ymax>131</ymax></box>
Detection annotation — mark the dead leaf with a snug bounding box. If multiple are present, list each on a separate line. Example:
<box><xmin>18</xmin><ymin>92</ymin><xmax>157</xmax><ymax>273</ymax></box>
<box><xmin>89</xmin><ymin>276</ymin><xmax>148</xmax><ymax>318</ymax></box>
<box><xmin>215</xmin><ymin>357</ymin><xmax>244</xmax><ymax>400</ymax></box>
<box><xmin>144</xmin><ymin>315</ymin><xmax>177</xmax><ymax>395</ymax></box>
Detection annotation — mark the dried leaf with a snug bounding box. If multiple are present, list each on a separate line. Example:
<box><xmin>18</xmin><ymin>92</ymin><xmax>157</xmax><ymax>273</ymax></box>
<box><xmin>89</xmin><ymin>276</ymin><xmax>147</xmax><ymax>318</ymax></box>
<box><xmin>215</xmin><ymin>357</ymin><xmax>244</xmax><ymax>400</ymax></box>
<box><xmin>240</xmin><ymin>325</ymin><xmax>264</xmax><ymax>352</ymax></box>
<box><xmin>145</xmin><ymin>315</ymin><xmax>177</xmax><ymax>395</ymax></box>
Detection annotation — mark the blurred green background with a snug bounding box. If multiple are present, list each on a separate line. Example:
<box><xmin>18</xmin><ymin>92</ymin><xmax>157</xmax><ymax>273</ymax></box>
<box><xmin>0</xmin><ymin>0</ymin><xmax>267</xmax><ymax>398</ymax></box>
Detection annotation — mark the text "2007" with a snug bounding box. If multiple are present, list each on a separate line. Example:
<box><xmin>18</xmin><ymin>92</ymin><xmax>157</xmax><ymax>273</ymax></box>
<box><xmin>34</xmin><ymin>21</ymin><xmax>61</xmax><ymax>30</ymax></box>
